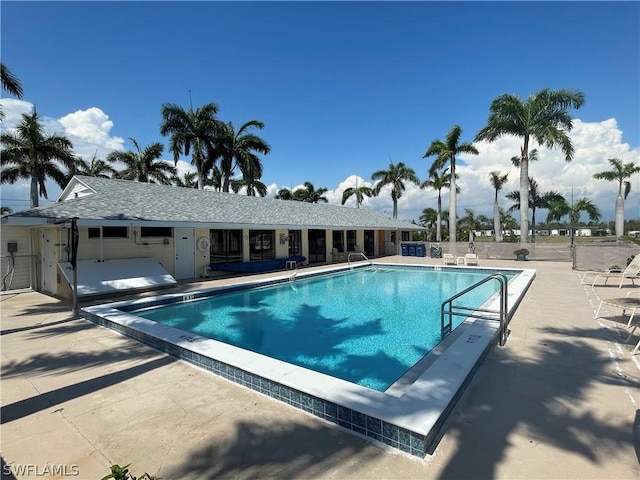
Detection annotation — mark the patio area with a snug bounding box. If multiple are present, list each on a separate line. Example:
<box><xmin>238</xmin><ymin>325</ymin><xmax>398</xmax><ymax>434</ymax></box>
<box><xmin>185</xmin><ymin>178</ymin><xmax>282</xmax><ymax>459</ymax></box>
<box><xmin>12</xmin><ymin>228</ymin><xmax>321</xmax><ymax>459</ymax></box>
<box><xmin>1</xmin><ymin>256</ymin><xmax>638</xmax><ymax>479</ymax></box>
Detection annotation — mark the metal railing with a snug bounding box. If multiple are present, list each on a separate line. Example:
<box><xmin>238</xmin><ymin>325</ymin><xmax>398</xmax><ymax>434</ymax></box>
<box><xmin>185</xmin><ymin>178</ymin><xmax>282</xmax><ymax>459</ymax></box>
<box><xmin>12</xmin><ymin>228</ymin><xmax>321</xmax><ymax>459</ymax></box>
<box><xmin>347</xmin><ymin>252</ymin><xmax>372</xmax><ymax>267</ymax></box>
<box><xmin>441</xmin><ymin>273</ymin><xmax>510</xmax><ymax>346</ymax></box>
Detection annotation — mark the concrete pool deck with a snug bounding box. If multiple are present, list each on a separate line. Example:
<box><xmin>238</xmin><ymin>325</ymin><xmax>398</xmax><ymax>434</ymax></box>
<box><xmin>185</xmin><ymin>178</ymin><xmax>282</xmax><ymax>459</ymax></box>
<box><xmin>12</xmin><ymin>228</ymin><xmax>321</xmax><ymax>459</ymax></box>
<box><xmin>1</xmin><ymin>256</ymin><xmax>639</xmax><ymax>479</ymax></box>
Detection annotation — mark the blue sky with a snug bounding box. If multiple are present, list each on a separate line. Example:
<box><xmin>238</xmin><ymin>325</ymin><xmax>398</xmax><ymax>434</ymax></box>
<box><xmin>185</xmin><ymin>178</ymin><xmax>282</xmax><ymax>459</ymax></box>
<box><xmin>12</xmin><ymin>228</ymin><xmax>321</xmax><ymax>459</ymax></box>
<box><xmin>1</xmin><ymin>1</ymin><xmax>639</xmax><ymax>225</ymax></box>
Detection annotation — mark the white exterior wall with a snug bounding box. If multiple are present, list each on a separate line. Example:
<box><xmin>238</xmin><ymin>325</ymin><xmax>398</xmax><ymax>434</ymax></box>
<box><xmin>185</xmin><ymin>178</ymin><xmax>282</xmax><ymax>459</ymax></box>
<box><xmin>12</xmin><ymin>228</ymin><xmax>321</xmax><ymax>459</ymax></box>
<box><xmin>77</xmin><ymin>227</ymin><xmax>175</xmax><ymax>275</ymax></box>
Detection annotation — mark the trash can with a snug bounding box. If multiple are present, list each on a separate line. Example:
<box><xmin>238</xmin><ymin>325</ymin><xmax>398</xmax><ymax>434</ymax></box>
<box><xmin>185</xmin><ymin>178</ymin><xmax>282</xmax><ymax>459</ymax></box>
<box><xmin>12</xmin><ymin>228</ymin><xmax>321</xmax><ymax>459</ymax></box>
<box><xmin>430</xmin><ymin>244</ymin><xmax>442</xmax><ymax>258</ymax></box>
<box><xmin>401</xmin><ymin>244</ymin><xmax>409</xmax><ymax>256</ymax></box>
<box><xmin>415</xmin><ymin>244</ymin><xmax>426</xmax><ymax>257</ymax></box>
<box><xmin>408</xmin><ymin>244</ymin><xmax>416</xmax><ymax>256</ymax></box>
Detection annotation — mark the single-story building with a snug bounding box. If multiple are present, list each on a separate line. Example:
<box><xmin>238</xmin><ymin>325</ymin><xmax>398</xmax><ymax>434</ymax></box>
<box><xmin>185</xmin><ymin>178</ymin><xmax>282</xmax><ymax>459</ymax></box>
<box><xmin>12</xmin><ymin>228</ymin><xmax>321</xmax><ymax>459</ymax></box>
<box><xmin>1</xmin><ymin>176</ymin><xmax>423</xmax><ymax>298</ymax></box>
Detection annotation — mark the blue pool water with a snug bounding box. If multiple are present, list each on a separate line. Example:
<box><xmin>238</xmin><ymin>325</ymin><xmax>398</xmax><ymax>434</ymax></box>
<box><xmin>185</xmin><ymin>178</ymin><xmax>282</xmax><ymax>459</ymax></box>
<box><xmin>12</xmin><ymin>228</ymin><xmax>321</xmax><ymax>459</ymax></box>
<box><xmin>133</xmin><ymin>266</ymin><xmax>506</xmax><ymax>391</ymax></box>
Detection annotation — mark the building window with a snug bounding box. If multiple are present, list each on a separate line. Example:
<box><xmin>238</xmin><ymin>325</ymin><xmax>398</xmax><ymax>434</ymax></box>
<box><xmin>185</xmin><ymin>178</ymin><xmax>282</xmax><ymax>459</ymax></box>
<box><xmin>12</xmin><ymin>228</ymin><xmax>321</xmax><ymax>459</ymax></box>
<box><xmin>346</xmin><ymin>230</ymin><xmax>356</xmax><ymax>251</ymax></box>
<box><xmin>249</xmin><ymin>230</ymin><xmax>275</xmax><ymax>260</ymax></box>
<box><xmin>288</xmin><ymin>230</ymin><xmax>302</xmax><ymax>256</ymax></box>
<box><xmin>332</xmin><ymin>230</ymin><xmax>344</xmax><ymax>252</ymax></box>
<box><xmin>140</xmin><ymin>227</ymin><xmax>172</xmax><ymax>238</ymax></box>
<box><xmin>401</xmin><ymin>231</ymin><xmax>410</xmax><ymax>242</ymax></box>
<box><xmin>88</xmin><ymin>227</ymin><xmax>128</xmax><ymax>238</ymax></box>
<box><xmin>210</xmin><ymin>229</ymin><xmax>243</xmax><ymax>263</ymax></box>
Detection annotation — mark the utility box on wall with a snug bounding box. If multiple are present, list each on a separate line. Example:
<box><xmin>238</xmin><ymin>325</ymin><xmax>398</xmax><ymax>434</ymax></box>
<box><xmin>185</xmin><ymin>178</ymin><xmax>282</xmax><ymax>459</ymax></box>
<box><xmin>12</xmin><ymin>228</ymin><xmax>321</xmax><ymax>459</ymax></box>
<box><xmin>7</xmin><ymin>242</ymin><xmax>18</xmax><ymax>253</ymax></box>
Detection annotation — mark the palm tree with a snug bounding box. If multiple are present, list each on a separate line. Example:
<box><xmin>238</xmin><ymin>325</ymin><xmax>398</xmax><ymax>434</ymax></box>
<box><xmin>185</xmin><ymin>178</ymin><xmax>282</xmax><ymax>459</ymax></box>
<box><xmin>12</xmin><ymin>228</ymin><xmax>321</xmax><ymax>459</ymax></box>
<box><xmin>75</xmin><ymin>152</ymin><xmax>117</xmax><ymax>178</ymax></box>
<box><xmin>275</xmin><ymin>187</ymin><xmax>293</xmax><ymax>200</ymax></box>
<box><xmin>230</xmin><ymin>176</ymin><xmax>268</xmax><ymax>197</ymax></box>
<box><xmin>506</xmin><ymin>178</ymin><xmax>565</xmax><ymax>242</ymax></box>
<box><xmin>420</xmin><ymin>207</ymin><xmax>438</xmax><ymax>242</ymax></box>
<box><xmin>208</xmin><ymin>165</ymin><xmax>223</xmax><ymax>191</ymax></box>
<box><xmin>214</xmin><ymin>120</ymin><xmax>270</xmax><ymax>193</ymax></box>
<box><xmin>593</xmin><ymin>158</ymin><xmax>640</xmax><ymax>238</ymax></box>
<box><xmin>371</xmin><ymin>162</ymin><xmax>420</xmax><ymax>219</ymax></box>
<box><xmin>476</xmin><ymin>88</ymin><xmax>585</xmax><ymax>245</ymax></box>
<box><xmin>546</xmin><ymin>197</ymin><xmax>601</xmax><ymax>244</ymax></box>
<box><xmin>108</xmin><ymin>138</ymin><xmax>176</xmax><ymax>184</ymax></box>
<box><xmin>160</xmin><ymin>102</ymin><xmax>219</xmax><ymax>189</ymax></box>
<box><xmin>292</xmin><ymin>182</ymin><xmax>328</xmax><ymax>203</ymax></box>
<box><xmin>421</xmin><ymin>167</ymin><xmax>455</xmax><ymax>242</ymax></box>
<box><xmin>171</xmin><ymin>171</ymin><xmax>198</xmax><ymax>188</ymax></box>
<box><xmin>489</xmin><ymin>171</ymin><xmax>509</xmax><ymax>242</ymax></box>
<box><xmin>1</xmin><ymin>63</ymin><xmax>23</xmax><ymax>120</ymax></box>
<box><xmin>459</xmin><ymin>208</ymin><xmax>490</xmax><ymax>241</ymax></box>
<box><xmin>424</xmin><ymin>125</ymin><xmax>479</xmax><ymax>251</ymax></box>
<box><xmin>341</xmin><ymin>182</ymin><xmax>373</xmax><ymax>208</ymax></box>
<box><xmin>1</xmin><ymin>111</ymin><xmax>76</xmax><ymax>208</ymax></box>
<box><xmin>510</xmin><ymin>148</ymin><xmax>538</xmax><ymax>167</ymax></box>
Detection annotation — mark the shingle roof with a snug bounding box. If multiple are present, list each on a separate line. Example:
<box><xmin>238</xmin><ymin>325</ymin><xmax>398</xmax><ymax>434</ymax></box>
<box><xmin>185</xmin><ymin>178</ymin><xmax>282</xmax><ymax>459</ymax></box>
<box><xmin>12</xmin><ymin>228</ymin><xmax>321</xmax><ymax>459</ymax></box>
<box><xmin>4</xmin><ymin>176</ymin><xmax>423</xmax><ymax>230</ymax></box>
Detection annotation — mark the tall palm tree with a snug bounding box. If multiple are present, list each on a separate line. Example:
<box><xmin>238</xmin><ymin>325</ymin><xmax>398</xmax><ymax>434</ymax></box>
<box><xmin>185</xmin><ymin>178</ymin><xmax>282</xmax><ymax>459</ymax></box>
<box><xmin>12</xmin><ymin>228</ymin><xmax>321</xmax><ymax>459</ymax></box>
<box><xmin>475</xmin><ymin>88</ymin><xmax>585</xmax><ymax>245</ymax></box>
<box><xmin>421</xmin><ymin>167</ymin><xmax>455</xmax><ymax>242</ymax></box>
<box><xmin>341</xmin><ymin>182</ymin><xmax>373</xmax><ymax>208</ymax></box>
<box><xmin>489</xmin><ymin>171</ymin><xmax>509</xmax><ymax>242</ymax></box>
<box><xmin>1</xmin><ymin>63</ymin><xmax>24</xmax><ymax>120</ymax></box>
<box><xmin>593</xmin><ymin>158</ymin><xmax>640</xmax><ymax>238</ymax></box>
<box><xmin>171</xmin><ymin>171</ymin><xmax>198</xmax><ymax>188</ymax></box>
<box><xmin>1</xmin><ymin>111</ymin><xmax>76</xmax><ymax>208</ymax></box>
<box><xmin>292</xmin><ymin>182</ymin><xmax>329</xmax><ymax>203</ymax></box>
<box><xmin>546</xmin><ymin>197</ymin><xmax>601</xmax><ymax>244</ymax></box>
<box><xmin>371</xmin><ymin>162</ymin><xmax>420</xmax><ymax>219</ymax></box>
<box><xmin>275</xmin><ymin>187</ymin><xmax>293</xmax><ymax>200</ymax></box>
<box><xmin>160</xmin><ymin>102</ymin><xmax>219</xmax><ymax>189</ymax></box>
<box><xmin>214</xmin><ymin>120</ymin><xmax>270</xmax><ymax>193</ymax></box>
<box><xmin>506</xmin><ymin>178</ymin><xmax>565</xmax><ymax>242</ymax></box>
<box><xmin>424</xmin><ymin>125</ymin><xmax>478</xmax><ymax>250</ymax></box>
<box><xmin>108</xmin><ymin>138</ymin><xmax>176</xmax><ymax>184</ymax></box>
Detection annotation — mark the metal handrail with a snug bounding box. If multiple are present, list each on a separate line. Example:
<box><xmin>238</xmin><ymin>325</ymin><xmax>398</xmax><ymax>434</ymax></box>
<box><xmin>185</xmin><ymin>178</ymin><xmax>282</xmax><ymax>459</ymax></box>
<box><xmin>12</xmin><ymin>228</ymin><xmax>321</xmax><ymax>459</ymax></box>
<box><xmin>441</xmin><ymin>273</ymin><xmax>510</xmax><ymax>346</ymax></box>
<box><xmin>347</xmin><ymin>252</ymin><xmax>372</xmax><ymax>266</ymax></box>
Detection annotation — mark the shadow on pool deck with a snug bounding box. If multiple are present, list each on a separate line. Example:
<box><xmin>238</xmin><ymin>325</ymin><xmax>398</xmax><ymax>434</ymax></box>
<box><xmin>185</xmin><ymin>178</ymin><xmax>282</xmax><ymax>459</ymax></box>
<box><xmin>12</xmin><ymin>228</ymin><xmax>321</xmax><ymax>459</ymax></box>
<box><xmin>1</xmin><ymin>257</ymin><xmax>638</xmax><ymax>479</ymax></box>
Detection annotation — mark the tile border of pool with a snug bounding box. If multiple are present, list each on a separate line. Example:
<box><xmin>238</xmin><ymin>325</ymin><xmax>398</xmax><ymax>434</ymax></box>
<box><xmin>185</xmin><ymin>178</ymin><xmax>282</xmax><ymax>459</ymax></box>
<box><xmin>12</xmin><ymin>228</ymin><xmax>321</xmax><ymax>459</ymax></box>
<box><xmin>81</xmin><ymin>263</ymin><xmax>535</xmax><ymax>457</ymax></box>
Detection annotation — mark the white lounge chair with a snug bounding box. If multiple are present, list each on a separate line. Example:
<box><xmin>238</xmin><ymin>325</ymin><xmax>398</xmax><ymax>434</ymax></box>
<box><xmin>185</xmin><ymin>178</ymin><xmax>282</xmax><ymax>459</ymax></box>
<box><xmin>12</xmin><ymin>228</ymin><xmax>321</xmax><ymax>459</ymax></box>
<box><xmin>331</xmin><ymin>248</ymin><xmax>346</xmax><ymax>263</ymax></box>
<box><xmin>595</xmin><ymin>290</ymin><xmax>640</xmax><ymax>354</ymax></box>
<box><xmin>581</xmin><ymin>254</ymin><xmax>640</xmax><ymax>288</ymax></box>
<box><xmin>465</xmin><ymin>253</ymin><xmax>480</xmax><ymax>266</ymax></box>
<box><xmin>443</xmin><ymin>253</ymin><xmax>456</xmax><ymax>265</ymax></box>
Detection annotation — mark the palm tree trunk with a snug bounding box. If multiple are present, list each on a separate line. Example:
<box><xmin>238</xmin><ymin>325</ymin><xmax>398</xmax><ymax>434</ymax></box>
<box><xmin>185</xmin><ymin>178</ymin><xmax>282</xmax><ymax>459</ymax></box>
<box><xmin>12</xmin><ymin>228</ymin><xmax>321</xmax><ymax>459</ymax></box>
<box><xmin>30</xmin><ymin>176</ymin><xmax>39</xmax><ymax>208</ymax></box>
<box><xmin>519</xmin><ymin>153</ymin><xmax>530</xmax><ymax>245</ymax></box>
<box><xmin>615</xmin><ymin>194</ymin><xmax>624</xmax><ymax>238</ymax></box>
<box><xmin>449</xmin><ymin>159</ymin><xmax>457</xmax><ymax>255</ymax></box>
<box><xmin>493</xmin><ymin>201</ymin><xmax>501</xmax><ymax>242</ymax></box>
<box><xmin>437</xmin><ymin>194</ymin><xmax>442</xmax><ymax>242</ymax></box>
<box><xmin>531</xmin><ymin>207</ymin><xmax>536</xmax><ymax>243</ymax></box>
<box><xmin>392</xmin><ymin>199</ymin><xmax>398</xmax><ymax>219</ymax></box>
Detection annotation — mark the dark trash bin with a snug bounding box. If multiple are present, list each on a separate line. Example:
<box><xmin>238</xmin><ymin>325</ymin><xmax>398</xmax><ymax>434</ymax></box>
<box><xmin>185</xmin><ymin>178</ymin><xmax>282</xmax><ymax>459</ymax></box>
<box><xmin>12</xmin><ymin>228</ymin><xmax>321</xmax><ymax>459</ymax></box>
<box><xmin>401</xmin><ymin>244</ymin><xmax>409</xmax><ymax>256</ymax></box>
<box><xmin>408</xmin><ymin>244</ymin><xmax>416</xmax><ymax>256</ymax></box>
<box><xmin>430</xmin><ymin>245</ymin><xmax>442</xmax><ymax>258</ymax></box>
<box><xmin>415</xmin><ymin>244</ymin><xmax>426</xmax><ymax>257</ymax></box>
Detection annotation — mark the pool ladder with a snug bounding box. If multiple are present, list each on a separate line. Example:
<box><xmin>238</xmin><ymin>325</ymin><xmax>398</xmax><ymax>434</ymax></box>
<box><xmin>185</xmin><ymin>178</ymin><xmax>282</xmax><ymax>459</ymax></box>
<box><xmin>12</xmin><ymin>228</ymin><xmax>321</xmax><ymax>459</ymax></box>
<box><xmin>347</xmin><ymin>252</ymin><xmax>372</xmax><ymax>267</ymax></box>
<box><xmin>440</xmin><ymin>273</ymin><xmax>510</xmax><ymax>347</ymax></box>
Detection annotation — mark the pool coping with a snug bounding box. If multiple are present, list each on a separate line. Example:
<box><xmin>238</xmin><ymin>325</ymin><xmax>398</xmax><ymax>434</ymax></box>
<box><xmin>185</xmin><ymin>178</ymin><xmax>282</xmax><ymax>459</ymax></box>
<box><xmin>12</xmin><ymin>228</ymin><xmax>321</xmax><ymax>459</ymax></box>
<box><xmin>81</xmin><ymin>263</ymin><xmax>536</xmax><ymax>457</ymax></box>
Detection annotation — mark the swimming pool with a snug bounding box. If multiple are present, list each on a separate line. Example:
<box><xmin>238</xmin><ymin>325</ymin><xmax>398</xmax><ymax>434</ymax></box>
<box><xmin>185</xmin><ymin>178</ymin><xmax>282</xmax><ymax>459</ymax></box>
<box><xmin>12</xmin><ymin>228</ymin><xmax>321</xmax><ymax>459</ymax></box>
<box><xmin>132</xmin><ymin>267</ymin><xmax>509</xmax><ymax>391</ymax></box>
<box><xmin>82</xmin><ymin>262</ymin><xmax>535</xmax><ymax>457</ymax></box>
